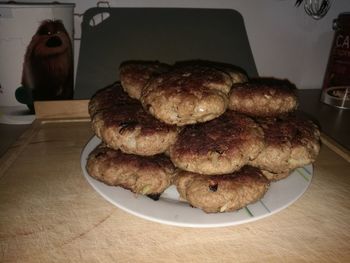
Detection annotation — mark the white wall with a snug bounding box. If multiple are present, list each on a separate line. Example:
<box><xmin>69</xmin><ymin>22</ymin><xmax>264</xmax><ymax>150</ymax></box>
<box><xmin>17</xmin><ymin>0</ymin><xmax>350</xmax><ymax>89</ymax></box>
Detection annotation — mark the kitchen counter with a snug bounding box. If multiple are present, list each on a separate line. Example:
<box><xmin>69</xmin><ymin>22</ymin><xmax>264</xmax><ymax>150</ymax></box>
<box><xmin>297</xmin><ymin>89</ymin><xmax>350</xmax><ymax>152</ymax></box>
<box><xmin>0</xmin><ymin>124</ymin><xmax>30</xmax><ymax>156</ymax></box>
<box><xmin>0</xmin><ymin>97</ymin><xmax>349</xmax><ymax>262</ymax></box>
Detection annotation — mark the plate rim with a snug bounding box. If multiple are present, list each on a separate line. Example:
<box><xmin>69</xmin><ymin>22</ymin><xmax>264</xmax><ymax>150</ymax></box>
<box><xmin>81</xmin><ymin>135</ymin><xmax>313</xmax><ymax>228</ymax></box>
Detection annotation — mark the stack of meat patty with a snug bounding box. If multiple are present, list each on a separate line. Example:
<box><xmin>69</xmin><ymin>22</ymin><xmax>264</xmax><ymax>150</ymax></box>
<box><xmin>86</xmin><ymin>60</ymin><xmax>321</xmax><ymax>213</ymax></box>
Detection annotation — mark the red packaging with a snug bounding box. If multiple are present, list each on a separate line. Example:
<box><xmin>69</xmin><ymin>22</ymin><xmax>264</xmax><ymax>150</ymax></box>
<box><xmin>321</xmin><ymin>13</ymin><xmax>350</xmax><ymax>109</ymax></box>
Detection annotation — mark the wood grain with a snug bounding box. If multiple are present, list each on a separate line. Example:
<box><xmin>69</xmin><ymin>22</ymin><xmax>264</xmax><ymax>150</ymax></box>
<box><xmin>0</xmin><ymin>120</ymin><xmax>349</xmax><ymax>262</ymax></box>
<box><xmin>34</xmin><ymin>100</ymin><xmax>90</xmax><ymax>120</ymax></box>
<box><xmin>320</xmin><ymin>133</ymin><xmax>350</xmax><ymax>162</ymax></box>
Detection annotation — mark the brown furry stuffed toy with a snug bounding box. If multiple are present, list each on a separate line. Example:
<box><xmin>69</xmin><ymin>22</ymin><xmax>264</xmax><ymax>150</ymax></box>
<box><xmin>22</xmin><ymin>20</ymin><xmax>73</xmax><ymax>101</ymax></box>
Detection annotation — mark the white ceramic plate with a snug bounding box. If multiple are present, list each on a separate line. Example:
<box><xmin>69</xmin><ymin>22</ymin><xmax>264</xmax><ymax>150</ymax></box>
<box><xmin>81</xmin><ymin>136</ymin><xmax>313</xmax><ymax>228</ymax></box>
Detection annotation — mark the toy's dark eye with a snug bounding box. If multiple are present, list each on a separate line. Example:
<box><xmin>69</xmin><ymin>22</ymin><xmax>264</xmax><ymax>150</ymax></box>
<box><xmin>38</xmin><ymin>28</ymin><xmax>47</xmax><ymax>35</ymax></box>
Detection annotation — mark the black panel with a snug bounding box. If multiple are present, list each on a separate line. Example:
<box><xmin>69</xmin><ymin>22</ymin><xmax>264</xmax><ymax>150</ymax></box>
<box><xmin>75</xmin><ymin>8</ymin><xmax>258</xmax><ymax>99</ymax></box>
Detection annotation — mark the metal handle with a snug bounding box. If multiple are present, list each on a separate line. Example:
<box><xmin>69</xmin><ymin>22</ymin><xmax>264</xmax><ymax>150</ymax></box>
<box><xmin>73</xmin><ymin>0</ymin><xmax>111</xmax><ymax>40</ymax></box>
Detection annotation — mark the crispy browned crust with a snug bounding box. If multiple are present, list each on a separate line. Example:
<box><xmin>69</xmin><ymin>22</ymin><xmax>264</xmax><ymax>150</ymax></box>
<box><xmin>89</xmin><ymin>83</ymin><xmax>178</xmax><ymax>156</ymax></box>
<box><xmin>228</xmin><ymin>77</ymin><xmax>298</xmax><ymax>117</ymax></box>
<box><xmin>250</xmin><ymin>115</ymin><xmax>321</xmax><ymax>173</ymax></box>
<box><xmin>87</xmin><ymin>145</ymin><xmax>176</xmax><ymax>196</ymax></box>
<box><xmin>119</xmin><ymin>60</ymin><xmax>171</xmax><ymax>99</ymax></box>
<box><xmin>88</xmin><ymin>82</ymin><xmax>134</xmax><ymax>118</ymax></box>
<box><xmin>140</xmin><ymin>64</ymin><xmax>232</xmax><ymax>126</ymax></box>
<box><xmin>174</xmin><ymin>60</ymin><xmax>248</xmax><ymax>84</ymax></box>
<box><xmin>169</xmin><ymin>111</ymin><xmax>265</xmax><ymax>175</ymax></box>
<box><xmin>151</xmin><ymin>63</ymin><xmax>233</xmax><ymax>94</ymax></box>
<box><xmin>175</xmin><ymin>166</ymin><xmax>269</xmax><ymax>213</ymax></box>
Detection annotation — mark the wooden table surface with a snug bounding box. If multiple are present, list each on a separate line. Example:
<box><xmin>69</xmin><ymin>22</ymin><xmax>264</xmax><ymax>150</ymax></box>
<box><xmin>0</xmin><ymin>103</ymin><xmax>350</xmax><ymax>263</ymax></box>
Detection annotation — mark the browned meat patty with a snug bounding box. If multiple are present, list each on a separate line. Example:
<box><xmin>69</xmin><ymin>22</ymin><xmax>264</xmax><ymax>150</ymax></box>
<box><xmin>89</xmin><ymin>83</ymin><xmax>178</xmax><ymax>156</ymax></box>
<box><xmin>88</xmin><ymin>82</ymin><xmax>131</xmax><ymax>117</ymax></box>
<box><xmin>174</xmin><ymin>60</ymin><xmax>248</xmax><ymax>85</ymax></box>
<box><xmin>119</xmin><ymin>60</ymin><xmax>171</xmax><ymax>100</ymax></box>
<box><xmin>169</xmin><ymin>111</ymin><xmax>265</xmax><ymax>175</ymax></box>
<box><xmin>260</xmin><ymin>169</ymin><xmax>291</xmax><ymax>181</ymax></box>
<box><xmin>250</xmin><ymin>115</ymin><xmax>321</xmax><ymax>176</ymax></box>
<box><xmin>175</xmin><ymin>166</ymin><xmax>269</xmax><ymax>213</ymax></box>
<box><xmin>140</xmin><ymin>64</ymin><xmax>232</xmax><ymax>126</ymax></box>
<box><xmin>228</xmin><ymin>77</ymin><xmax>298</xmax><ymax>117</ymax></box>
<box><xmin>86</xmin><ymin>144</ymin><xmax>176</xmax><ymax>198</ymax></box>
